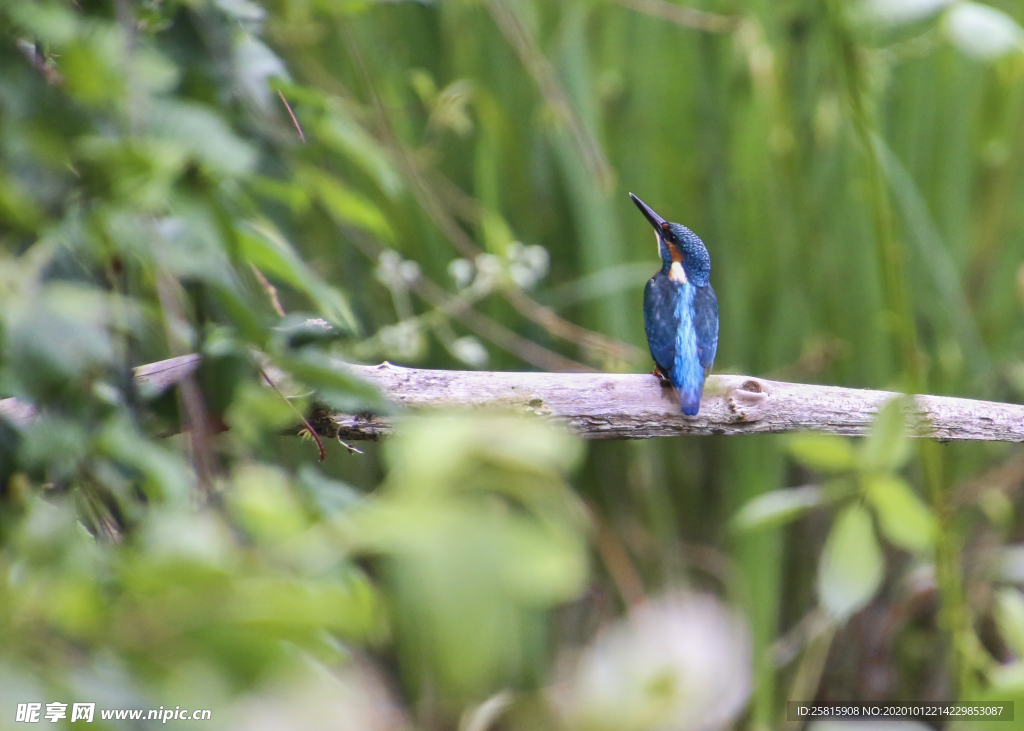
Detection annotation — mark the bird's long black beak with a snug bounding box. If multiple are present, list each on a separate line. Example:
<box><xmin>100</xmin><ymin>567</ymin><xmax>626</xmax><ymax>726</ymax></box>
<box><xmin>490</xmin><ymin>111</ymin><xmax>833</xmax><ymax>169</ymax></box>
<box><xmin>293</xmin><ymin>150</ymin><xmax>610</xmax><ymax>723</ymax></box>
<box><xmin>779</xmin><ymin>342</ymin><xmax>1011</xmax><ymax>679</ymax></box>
<box><xmin>629</xmin><ymin>193</ymin><xmax>666</xmax><ymax>231</ymax></box>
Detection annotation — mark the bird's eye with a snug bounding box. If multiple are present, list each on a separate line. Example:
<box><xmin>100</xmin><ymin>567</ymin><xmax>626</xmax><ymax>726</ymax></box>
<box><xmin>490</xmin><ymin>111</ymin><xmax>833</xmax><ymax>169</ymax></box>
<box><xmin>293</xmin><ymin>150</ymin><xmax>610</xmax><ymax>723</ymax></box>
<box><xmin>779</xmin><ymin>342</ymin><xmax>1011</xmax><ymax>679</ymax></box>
<box><xmin>660</xmin><ymin>222</ymin><xmax>672</xmax><ymax>237</ymax></box>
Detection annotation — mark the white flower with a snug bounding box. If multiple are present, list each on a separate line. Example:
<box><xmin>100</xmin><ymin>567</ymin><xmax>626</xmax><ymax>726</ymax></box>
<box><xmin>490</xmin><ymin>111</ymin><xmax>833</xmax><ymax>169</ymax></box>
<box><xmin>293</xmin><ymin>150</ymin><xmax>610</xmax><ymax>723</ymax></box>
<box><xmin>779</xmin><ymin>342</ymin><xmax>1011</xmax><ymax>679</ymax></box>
<box><xmin>398</xmin><ymin>260</ymin><xmax>421</xmax><ymax>285</ymax></box>
<box><xmin>374</xmin><ymin>250</ymin><xmax>403</xmax><ymax>287</ymax></box>
<box><xmin>475</xmin><ymin>253</ymin><xmax>502</xmax><ymax>276</ymax></box>
<box><xmin>945</xmin><ymin>2</ymin><xmax>1024</xmax><ymax>60</ymax></box>
<box><xmin>473</xmin><ymin>253</ymin><xmax>503</xmax><ymax>292</ymax></box>
<box><xmin>557</xmin><ymin>593</ymin><xmax>752</xmax><ymax>731</ymax></box>
<box><xmin>450</xmin><ymin>336</ymin><xmax>488</xmax><ymax>367</ymax></box>
<box><xmin>376</xmin><ymin>251</ymin><xmax>421</xmax><ymax>288</ymax></box>
<box><xmin>448</xmin><ymin>258</ymin><xmax>474</xmax><ymax>289</ymax></box>
<box><xmin>508</xmin><ymin>242</ymin><xmax>550</xmax><ymax>289</ymax></box>
<box><xmin>378</xmin><ymin>321</ymin><xmax>425</xmax><ymax>360</ymax></box>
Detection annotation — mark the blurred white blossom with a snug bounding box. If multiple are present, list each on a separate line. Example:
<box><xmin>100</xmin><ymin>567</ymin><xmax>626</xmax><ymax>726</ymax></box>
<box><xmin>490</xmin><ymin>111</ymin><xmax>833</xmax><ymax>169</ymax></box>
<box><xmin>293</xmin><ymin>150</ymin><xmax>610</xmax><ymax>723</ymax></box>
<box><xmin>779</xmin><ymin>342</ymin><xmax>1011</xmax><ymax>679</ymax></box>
<box><xmin>450</xmin><ymin>335</ymin><xmax>488</xmax><ymax>368</ymax></box>
<box><xmin>446</xmin><ymin>245</ymin><xmax>550</xmax><ymax>294</ymax></box>
<box><xmin>375</xmin><ymin>250</ymin><xmax>403</xmax><ymax>287</ymax></box>
<box><xmin>448</xmin><ymin>258</ymin><xmax>474</xmax><ymax>289</ymax></box>
<box><xmin>376</xmin><ymin>250</ymin><xmax>419</xmax><ymax>289</ymax></box>
<box><xmin>944</xmin><ymin>2</ymin><xmax>1024</xmax><ymax>60</ymax></box>
<box><xmin>398</xmin><ymin>259</ymin><xmax>421</xmax><ymax>285</ymax></box>
<box><xmin>507</xmin><ymin>242</ymin><xmax>550</xmax><ymax>290</ymax></box>
<box><xmin>473</xmin><ymin>253</ymin><xmax>503</xmax><ymax>291</ymax></box>
<box><xmin>378</xmin><ymin>320</ymin><xmax>425</xmax><ymax>360</ymax></box>
<box><xmin>556</xmin><ymin>593</ymin><xmax>752</xmax><ymax>731</ymax></box>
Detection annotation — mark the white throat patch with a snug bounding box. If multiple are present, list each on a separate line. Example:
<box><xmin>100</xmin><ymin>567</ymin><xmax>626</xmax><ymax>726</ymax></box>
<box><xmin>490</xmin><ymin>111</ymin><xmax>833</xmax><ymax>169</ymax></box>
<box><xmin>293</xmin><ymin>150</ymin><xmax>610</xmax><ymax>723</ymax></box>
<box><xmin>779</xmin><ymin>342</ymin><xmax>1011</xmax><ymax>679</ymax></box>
<box><xmin>669</xmin><ymin>261</ymin><xmax>688</xmax><ymax>284</ymax></box>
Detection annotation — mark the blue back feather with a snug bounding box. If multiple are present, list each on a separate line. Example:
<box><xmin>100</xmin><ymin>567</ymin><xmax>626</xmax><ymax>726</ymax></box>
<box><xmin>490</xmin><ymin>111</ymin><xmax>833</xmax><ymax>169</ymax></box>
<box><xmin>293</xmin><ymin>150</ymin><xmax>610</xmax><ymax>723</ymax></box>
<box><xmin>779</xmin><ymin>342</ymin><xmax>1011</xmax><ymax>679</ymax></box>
<box><xmin>644</xmin><ymin>275</ymin><xmax>718</xmax><ymax>416</ymax></box>
<box><xmin>672</xmin><ymin>284</ymin><xmax>704</xmax><ymax>415</ymax></box>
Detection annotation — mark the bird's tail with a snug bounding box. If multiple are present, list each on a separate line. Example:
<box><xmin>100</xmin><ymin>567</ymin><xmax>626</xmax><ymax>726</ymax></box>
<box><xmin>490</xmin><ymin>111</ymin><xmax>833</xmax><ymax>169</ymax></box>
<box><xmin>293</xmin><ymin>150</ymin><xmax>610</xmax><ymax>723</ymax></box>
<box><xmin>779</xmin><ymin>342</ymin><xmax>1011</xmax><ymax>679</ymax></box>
<box><xmin>670</xmin><ymin>354</ymin><xmax>707</xmax><ymax>416</ymax></box>
<box><xmin>679</xmin><ymin>382</ymin><xmax>705</xmax><ymax>416</ymax></box>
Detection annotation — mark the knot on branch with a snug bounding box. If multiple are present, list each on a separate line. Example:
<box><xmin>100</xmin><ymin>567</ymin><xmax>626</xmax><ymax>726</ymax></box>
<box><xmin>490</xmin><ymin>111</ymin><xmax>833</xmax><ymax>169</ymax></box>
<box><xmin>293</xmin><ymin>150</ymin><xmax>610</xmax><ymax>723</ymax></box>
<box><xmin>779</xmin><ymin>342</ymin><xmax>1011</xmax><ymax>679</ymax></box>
<box><xmin>720</xmin><ymin>377</ymin><xmax>770</xmax><ymax>423</ymax></box>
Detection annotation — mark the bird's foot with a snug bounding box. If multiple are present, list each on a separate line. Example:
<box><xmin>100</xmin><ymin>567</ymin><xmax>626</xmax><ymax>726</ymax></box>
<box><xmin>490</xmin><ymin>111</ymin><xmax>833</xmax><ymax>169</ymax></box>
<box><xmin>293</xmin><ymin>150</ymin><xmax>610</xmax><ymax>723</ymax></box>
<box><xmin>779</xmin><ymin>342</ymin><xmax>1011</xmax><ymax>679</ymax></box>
<box><xmin>650</xmin><ymin>368</ymin><xmax>679</xmax><ymax>405</ymax></box>
<box><xmin>650</xmin><ymin>367</ymin><xmax>672</xmax><ymax>386</ymax></box>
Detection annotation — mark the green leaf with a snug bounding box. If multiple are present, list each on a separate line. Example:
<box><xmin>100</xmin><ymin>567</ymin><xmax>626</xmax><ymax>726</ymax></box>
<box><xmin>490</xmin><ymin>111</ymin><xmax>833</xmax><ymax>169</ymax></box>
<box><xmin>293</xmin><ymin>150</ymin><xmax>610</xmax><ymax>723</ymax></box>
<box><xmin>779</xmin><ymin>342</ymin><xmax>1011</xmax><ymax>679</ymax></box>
<box><xmin>319</xmin><ymin>98</ymin><xmax>404</xmax><ymax>197</ymax></box>
<box><xmin>995</xmin><ymin>588</ymin><xmax>1024</xmax><ymax>659</ymax></box>
<box><xmin>238</xmin><ymin>220</ymin><xmax>359</xmax><ymax>333</ymax></box>
<box><xmin>20</xmin><ymin>417</ymin><xmax>90</xmax><ymax>481</ymax></box>
<box><xmin>4</xmin><ymin>286</ymin><xmax>115</xmax><ymax>400</ymax></box>
<box><xmin>227</xmin><ymin>573</ymin><xmax>382</xmax><ymax>641</ymax></box>
<box><xmin>861</xmin><ymin>397</ymin><xmax>912</xmax><ymax>473</ymax></box>
<box><xmin>248</xmin><ymin>175</ymin><xmax>311</xmax><ymax>215</ymax></box>
<box><xmin>224</xmin><ymin>380</ymin><xmax>299</xmax><ymax>449</ymax></box>
<box><xmin>0</xmin><ymin>417</ymin><xmax>21</xmax><ymax>484</ymax></box>
<box><xmin>818</xmin><ymin>504</ymin><xmax>885</xmax><ymax>620</ymax></box>
<box><xmin>383</xmin><ymin>413</ymin><xmax>584</xmax><ymax>499</ymax></box>
<box><xmin>788</xmin><ymin>434</ymin><xmax>856</xmax><ymax>473</ymax></box>
<box><xmin>234</xmin><ymin>33</ymin><xmax>289</xmax><ymax>110</ymax></box>
<box><xmin>0</xmin><ymin>176</ymin><xmax>43</xmax><ymax>231</ymax></box>
<box><xmin>864</xmin><ymin>475</ymin><xmax>936</xmax><ymax>552</ymax></box>
<box><xmin>298</xmin><ymin>166</ymin><xmax>395</xmax><ymax>242</ymax></box>
<box><xmin>732</xmin><ymin>486</ymin><xmax>825</xmax><ymax>532</ymax></box>
<box><xmin>134</xmin><ymin>48</ymin><xmax>180</xmax><ymax>95</ymax></box>
<box><xmin>228</xmin><ymin>463</ymin><xmax>308</xmax><ymax>541</ymax></box>
<box><xmin>99</xmin><ymin>419</ymin><xmax>192</xmax><ymax>504</ymax></box>
<box><xmin>149</xmin><ymin>100</ymin><xmax>258</xmax><ymax>178</ymax></box>
<box><xmin>980</xmin><ymin>489</ymin><xmax>1014</xmax><ymax>529</ymax></box>
<box><xmin>208</xmin><ymin>283</ymin><xmax>271</xmax><ymax>347</ymax></box>
<box><xmin>9</xmin><ymin>2</ymin><xmax>80</xmax><ymax>45</ymax></box>
<box><xmin>272</xmin><ymin>315</ymin><xmax>345</xmax><ymax>350</ymax></box>
<box><xmin>61</xmin><ymin>28</ymin><xmax>127</xmax><ymax>106</ymax></box>
<box><xmin>347</xmin><ymin>413</ymin><xmax>589</xmax><ymax>702</ymax></box>
<box><xmin>272</xmin><ymin>352</ymin><xmax>386</xmax><ymax>414</ymax></box>
<box><xmin>76</xmin><ymin>140</ymin><xmax>187</xmax><ymax>212</ymax></box>
<box><xmin>297</xmin><ymin>465</ymin><xmax>364</xmax><ymax>517</ymax></box>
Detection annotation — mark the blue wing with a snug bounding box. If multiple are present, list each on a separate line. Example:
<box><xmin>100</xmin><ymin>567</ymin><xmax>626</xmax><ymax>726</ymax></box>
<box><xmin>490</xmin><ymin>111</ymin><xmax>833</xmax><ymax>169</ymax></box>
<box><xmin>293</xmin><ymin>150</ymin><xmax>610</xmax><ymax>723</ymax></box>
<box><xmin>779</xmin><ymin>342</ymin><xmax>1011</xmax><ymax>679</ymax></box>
<box><xmin>694</xmin><ymin>283</ymin><xmax>718</xmax><ymax>376</ymax></box>
<box><xmin>643</xmin><ymin>275</ymin><xmax>678</xmax><ymax>379</ymax></box>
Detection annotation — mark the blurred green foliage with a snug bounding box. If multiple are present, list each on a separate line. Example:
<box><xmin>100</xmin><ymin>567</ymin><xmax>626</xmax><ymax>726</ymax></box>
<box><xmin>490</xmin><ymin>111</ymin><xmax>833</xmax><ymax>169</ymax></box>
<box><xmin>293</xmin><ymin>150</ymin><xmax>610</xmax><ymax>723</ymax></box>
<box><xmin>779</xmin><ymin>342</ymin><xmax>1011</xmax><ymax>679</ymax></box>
<box><xmin>2</xmin><ymin>0</ymin><xmax>1024</xmax><ymax>729</ymax></box>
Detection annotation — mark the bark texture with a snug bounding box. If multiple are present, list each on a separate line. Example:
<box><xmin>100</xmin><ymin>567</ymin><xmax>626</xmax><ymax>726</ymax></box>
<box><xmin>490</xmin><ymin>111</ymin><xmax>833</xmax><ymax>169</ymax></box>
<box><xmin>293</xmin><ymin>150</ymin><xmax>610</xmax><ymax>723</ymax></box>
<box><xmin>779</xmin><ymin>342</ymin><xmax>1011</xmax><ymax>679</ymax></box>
<box><xmin>329</xmin><ymin>363</ymin><xmax>1024</xmax><ymax>442</ymax></box>
<box><xmin>3</xmin><ymin>355</ymin><xmax>1023</xmax><ymax>442</ymax></box>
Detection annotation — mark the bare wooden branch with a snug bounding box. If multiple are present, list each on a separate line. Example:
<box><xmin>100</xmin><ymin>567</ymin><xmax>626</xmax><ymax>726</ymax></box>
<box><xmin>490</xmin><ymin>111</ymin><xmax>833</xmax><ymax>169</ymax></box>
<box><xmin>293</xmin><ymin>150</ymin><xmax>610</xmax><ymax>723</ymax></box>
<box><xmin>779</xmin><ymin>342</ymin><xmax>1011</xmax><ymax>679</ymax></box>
<box><xmin>327</xmin><ymin>364</ymin><xmax>1024</xmax><ymax>442</ymax></box>
<box><xmin>3</xmin><ymin>355</ymin><xmax>1023</xmax><ymax>443</ymax></box>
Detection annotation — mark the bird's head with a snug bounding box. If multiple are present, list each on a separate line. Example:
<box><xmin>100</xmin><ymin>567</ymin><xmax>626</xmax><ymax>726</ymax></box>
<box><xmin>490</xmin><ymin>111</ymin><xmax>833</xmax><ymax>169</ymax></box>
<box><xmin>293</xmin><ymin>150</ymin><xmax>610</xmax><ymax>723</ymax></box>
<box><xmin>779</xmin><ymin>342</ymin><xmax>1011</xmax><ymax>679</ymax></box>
<box><xmin>630</xmin><ymin>193</ymin><xmax>711</xmax><ymax>287</ymax></box>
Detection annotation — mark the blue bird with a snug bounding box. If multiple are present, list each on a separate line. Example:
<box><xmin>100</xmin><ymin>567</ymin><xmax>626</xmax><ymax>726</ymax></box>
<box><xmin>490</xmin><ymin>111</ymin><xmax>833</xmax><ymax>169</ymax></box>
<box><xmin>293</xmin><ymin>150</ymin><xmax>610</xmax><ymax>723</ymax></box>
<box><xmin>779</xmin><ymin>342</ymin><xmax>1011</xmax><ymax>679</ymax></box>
<box><xmin>630</xmin><ymin>193</ymin><xmax>718</xmax><ymax>416</ymax></box>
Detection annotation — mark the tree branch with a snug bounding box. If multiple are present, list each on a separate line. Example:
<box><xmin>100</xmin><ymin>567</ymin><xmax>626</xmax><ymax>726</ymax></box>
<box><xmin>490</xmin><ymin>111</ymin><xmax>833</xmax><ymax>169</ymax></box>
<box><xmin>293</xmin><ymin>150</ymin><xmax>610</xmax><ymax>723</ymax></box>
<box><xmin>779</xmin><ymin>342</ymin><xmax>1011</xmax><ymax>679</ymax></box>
<box><xmin>325</xmin><ymin>363</ymin><xmax>1024</xmax><ymax>442</ymax></box>
<box><xmin>4</xmin><ymin>356</ymin><xmax>1023</xmax><ymax>443</ymax></box>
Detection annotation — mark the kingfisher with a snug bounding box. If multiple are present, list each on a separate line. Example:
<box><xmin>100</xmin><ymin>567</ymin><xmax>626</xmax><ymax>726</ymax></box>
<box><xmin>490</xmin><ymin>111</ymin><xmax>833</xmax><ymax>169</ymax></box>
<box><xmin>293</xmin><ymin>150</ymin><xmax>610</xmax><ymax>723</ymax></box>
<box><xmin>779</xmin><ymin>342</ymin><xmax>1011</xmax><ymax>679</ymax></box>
<box><xmin>630</xmin><ymin>193</ymin><xmax>718</xmax><ymax>416</ymax></box>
